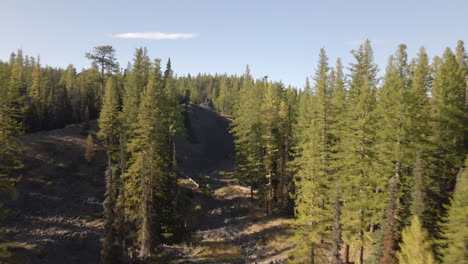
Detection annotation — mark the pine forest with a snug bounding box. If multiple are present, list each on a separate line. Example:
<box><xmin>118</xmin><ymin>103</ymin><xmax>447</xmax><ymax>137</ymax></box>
<box><xmin>0</xmin><ymin>19</ymin><xmax>466</xmax><ymax>264</ymax></box>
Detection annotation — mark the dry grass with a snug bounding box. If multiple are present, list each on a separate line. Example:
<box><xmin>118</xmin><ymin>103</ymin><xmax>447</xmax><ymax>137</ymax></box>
<box><xmin>214</xmin><ymin>185</ymin><xmax>249</xmax><ymax>199</ymax></box>
<box><xmin>243</xmin><ymin>217</ymin><xmax>292</xmax><ymax>235</ymax></box>
<box><xmin>190</xmin><ymin>242</ymin><xmax>242</xmax><ymax>261</ymax></box>
<box><xmin>178</xmin><ymin>178</ymin><xmax>200</xmax><ymax>191</ymax></box>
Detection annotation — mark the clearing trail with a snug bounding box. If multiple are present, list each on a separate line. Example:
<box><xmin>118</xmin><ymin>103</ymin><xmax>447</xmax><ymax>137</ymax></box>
<box><xmin>172</xmin><ymin>104</ymin><xmax>293</xmax><ymax>264</ymax></box>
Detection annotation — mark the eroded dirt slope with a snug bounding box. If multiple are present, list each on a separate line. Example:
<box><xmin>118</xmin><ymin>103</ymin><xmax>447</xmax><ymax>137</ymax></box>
<box><xmin>1</xmin><ymin>123</ymin><xmax>105</xmax><ymax>264</ymax></box>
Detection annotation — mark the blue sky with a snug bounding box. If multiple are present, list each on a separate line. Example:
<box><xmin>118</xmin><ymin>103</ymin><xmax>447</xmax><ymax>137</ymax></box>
<box><xmin>1</xmin><ymin>0</ymin><xmax>467</xmax><ymax>88</ymax></box>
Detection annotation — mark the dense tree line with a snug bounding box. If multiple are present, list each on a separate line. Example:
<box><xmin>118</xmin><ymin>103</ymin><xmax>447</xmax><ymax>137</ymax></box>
<box><xmin>0</xmin><ymin>40</ymin><xmax>466</xmax><ymax>263</ymax></box>
<box><xmin>97</xmin><ymin>47</ymin><xmax>184</xmax><ymax>262</ymax></box>
<box><xmin>189</xmin><ymin>41</ymin><xmax>465</xmax><ymax>264</ymax></box>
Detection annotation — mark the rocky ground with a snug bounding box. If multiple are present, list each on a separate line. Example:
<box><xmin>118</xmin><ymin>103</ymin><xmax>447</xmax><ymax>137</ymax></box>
<box><xmin>171</xmin><ymin>170</ymin><xmax>293</xmax><ymax>264</ymax></box>
<box><xmin>1</xmin><ymin>122</ymin><xmax>106</xmax><ymax>264</ymax></box>
<box><xmin>171</xmin><ymin>104</ymin><xmax>293</xmax><ymax>264</ymax></box>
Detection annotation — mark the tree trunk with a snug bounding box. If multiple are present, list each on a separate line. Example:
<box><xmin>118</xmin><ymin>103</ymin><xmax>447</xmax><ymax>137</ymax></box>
<box><xmin>311</xmin><ymin>243</ymin><xmax>315</xmax><ymax>264</ymax></box>
<box><xmin>330</xmin><ymin>175</ymin><xmax>342</xmax><ymax>264</ymax></box>
<box><xmin>344</xmin><ymin>244</ymin><xmax>350</xmax><ymax>264</ymax></box>
<box><xmin>380</xmin><ymin>164</ymin><xmax>400</xmax><ymax>264</ymax></box>
<box><xmin>139</xmin><ymin>151</ymin><xmax>152</xmax><ymax>258</ymax></box>
<box><xmin>358</xmin><ymin>207</ymin><xmax>364</xmax><ymax>264</ymax></box>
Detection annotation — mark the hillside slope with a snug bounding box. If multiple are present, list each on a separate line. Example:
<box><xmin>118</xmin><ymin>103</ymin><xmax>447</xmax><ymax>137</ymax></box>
<box><xmin>1</xmin><ymin>123</ymin><xmax>106</xmax><ymax>264</ymax></box>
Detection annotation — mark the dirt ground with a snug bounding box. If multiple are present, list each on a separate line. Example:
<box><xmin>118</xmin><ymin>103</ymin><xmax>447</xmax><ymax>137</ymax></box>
<box><xmin>1</xmin><ymin>122</ymin><xmax>106</xmax><ymax>264</ymax></box>
<box><xmin>172</xmin><ymin>104</ymin><xmax>293</xmax><ymax>264</ymax></box>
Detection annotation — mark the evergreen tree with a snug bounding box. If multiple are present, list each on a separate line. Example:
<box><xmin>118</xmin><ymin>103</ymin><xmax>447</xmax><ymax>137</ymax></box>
<box><xmin>426</xmin><ymin>47</ymin><xmax>466</xmax><ymax>240</ymax></box>
<box><xmin>455</xmin><ymin>40</ymin><xmax>468</xmax><ymax>151</ymax></box>
<box><xmin>60</xmin><ymin>65</ymin><xmax>80</xmax><ymax>123</ymax></box>
<box><xmin>340</xmin><ymin>40</ymin><xmax>380</xmax><ymax>264</ymax></box>
<box><xmin>397</xmin><ymin>216</ymin><xmax>437</xmax><ymax>264</ymax></box>
<box><xmin>77</xmin><ymin>65</ymin><xmax>101</xmax><ymax>120</ymax></box>
<box><xmin>0</xmin><ymin>88</ymin><xmax>22</xmax><ymax>218</ymax></box>
<box><xmin>231</xmin><ymin>65</ymin><xmax>265</xmax><ymax>197</ymax></box>
<box><xmin>259</xmin><ymin>80</ymin><xmax>283</xmax><ymax>214</ymax></box>
<box><xmin>7</xmin><ymin>50</ymin><xmax>26</xmax><ymax>129</ymax></box>
<box><xmin>98</xmin><ymin>77</ymin><xmax>123</xmax><ymax>263</ymax></box>
<box><xmin>441</xmin><ymin>157</ymin><xmax>468</xmax><ymax>264</ymax></box>
<box><xmin>98</xmin><ymin>77</ymin><xmax>121</xmax><ymax>150</ymax></box>
<box><xmin>329</xmin><ymin>58</ymin><xmax>346</xmax><ymax>264</ymax></box>
<box><xmin>121</xmin><ymin>47</ymin><xmax>151</xmax><ymax>130</ymax></box>
<box><xmin>214</xmin><ymin>75</ymin><xmax>231</xmax><ymax>115</ymax></box>
<box><xmin>292</xmin><ymin>48</ymin><xmax>332</xmax><ymax>263</ymax></box>
<box><xmin>407</xmin><ymin>47</ymin><xmax>432</xmax><ymax>230</ymax></box>
<box><xmin>377</xmin><ymin>44</ymin><xmax>412</xmax><ymax>264</ymax></box>
<box><xmin>122</xmin><ymin>58</ymin><xmax>181</xmax><ymax>259</ymax></box>
<box><xmin>85</xmin><ymin>45</ymin><xmax>118</xmax><ymax>98</ymax></box>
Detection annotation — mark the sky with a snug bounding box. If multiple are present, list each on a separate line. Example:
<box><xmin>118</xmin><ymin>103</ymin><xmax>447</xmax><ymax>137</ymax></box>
<box><xmin>0</xmin><ymin>0</ymin><xmax>467</xmax><ymax>88</ymax></box>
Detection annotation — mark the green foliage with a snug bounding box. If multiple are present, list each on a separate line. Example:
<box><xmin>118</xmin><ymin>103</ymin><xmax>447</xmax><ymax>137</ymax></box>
<box><xmin>231</xmin><ymin>66</ymin><xmax>265</xmax><ymax>190</ymax></box>
<box><xmin>121</xmin><ymin>47</ymin><xmax>151</xmax><ymax>130</ymax></box>
<box><xmin>339</xmin><ymin>41</ymin><xmax>381</xmax><ymax>264</ymax></box>
<box><xmin>441</xmin><ymin>157</ymin><xmax>468</xmax><ymax>264</ymax></box>
<box><xmin>397</xmin><ymin>216</ymin><xmax>438</xmax><ymax>264</ymax></box>
<box><xmin>376</xmin><ymin>44</ymin><xmax>413</xmax><ymax>264</ymax></box>
<box><xmin>292</xmin><ymin>49</ymin><xmax>333</xmax><ymax>261</ymax></box>
<box><xmin>98</xmin><ymin>77</ymin><xmax>120</xmax><ymax>153</ymax></box>
<box><xmin>0</xmin><ymin>82</ymin><xmax>22</xmax><ymax>218</ymax></box>
<box><xmin>425</xmin><ymin>47</ymin><xmax>466</xmax><ymax>241</ymax></box>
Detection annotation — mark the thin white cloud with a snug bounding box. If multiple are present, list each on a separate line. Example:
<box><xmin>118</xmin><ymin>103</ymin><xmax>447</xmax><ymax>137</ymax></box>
<box><xmin>113</xmin><ymin>32</ymin><xmax>199</xmax><ymax>40</ymax></box>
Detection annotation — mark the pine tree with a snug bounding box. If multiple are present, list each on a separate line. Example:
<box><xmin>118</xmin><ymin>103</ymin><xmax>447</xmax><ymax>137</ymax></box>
<box><xmin>0</xmin><ymin>96</ymin><xmax>22</xmax><ymax>218</ymax></box>
<box><xmin>98</xmin><ymin>77</ymin><xmax>123</xmax><ymax>263</ymax></box>
<box><xmin>292</xmin><ymin>48</ymin><xmax>332</xmax><ymax>263</ymax></box>
<box><xmin>60</xmin><ymin>65</ymin><xmax>80</xmax><ymax>123</ymax></box>
<box><xmin>426</xmin><ymin>47</ymin><xmax>466</xmax><ymax>240</ymax></box>
<box><xmin>329</xmin><ymin>58</ymin><xmax>346</xmax><ymax>264</ymax></box>
<box><xmin>27</xmin><ymin>57</ymin><xmax>48</xmax><ymax>130</ymax></box>
<box><xmin>214</xmin><ymin>75</ymin><xmax>231</xmax><ymax>115</ymax></box>
<box><xmin>98</xmin><ymin>77</ymin><xmax>120</xmax><ymax>150</ymax></box>
<box><xmin>77</xmin><ymin>66</ymin><xmax>101</xmax><ymax>121</ymax></box>
<box><xmin>397</xmin><ymin>216</ymin><xmax>437</xmax><ymax>264</ymax></box>
<box><xmin>8</xmin><ymin>50</ymin><xmax>26</xmax><ymax>129</ymax></box>
<box><xmin>406</xmin><ymin>47</ymin><xmax>433</xmax><ymax>232</ymax></box>
<box><xmin>85</xmin><ymin>45</ymin><xmax>118</xmax><ymax>99</ymax></box>
<box><xmin>260</xmin><ymin>80</ymin><xmax>283</xmax><ymax>214</ymax></box>
<box><xmin>232</xmin><ymin>65</ymin><xmax>265</xmax><ymax>197</ymax></box>
<box><xmin>340</xmin><ymin>40</ymin><xmax>380</xmax><ymax>264</ymax></box>
<box><xmin>455</xmin><ymin>40</ymin><xmax>468</xmax><ymax>151</ymax></box>
<box><xmin>121</xmin><ymin>47</ymin><xmax>151</xmax><ymax>130</ymax></box>
<box><xmin>122</xmin><ymin>58</ymin><xmax>181</xmax><ymax>259</ymax></box>
<box><xmin>377</xmin><ymin>44</ymin><xmax>412</xmax><ymax>264</ymax></box>
<box><xmin>441</xmin><ymin>157</ymin><xmax>468</xmax><ymax>264</ymax></box>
